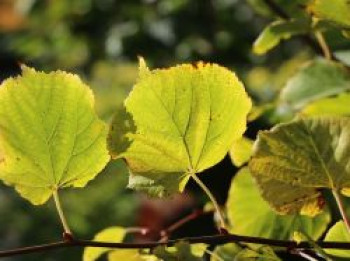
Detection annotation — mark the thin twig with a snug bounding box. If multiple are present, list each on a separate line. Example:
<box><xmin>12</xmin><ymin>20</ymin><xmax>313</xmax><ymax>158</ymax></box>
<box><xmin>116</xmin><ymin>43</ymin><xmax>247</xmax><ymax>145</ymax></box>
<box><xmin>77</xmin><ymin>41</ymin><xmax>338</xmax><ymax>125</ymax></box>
<box><xmin>291</xmin><ymin>249</ymin><xmax>319</xmax><ymax>261</ymax></box>
<box><xmin>314</xmin><ymin>31</ymin><xmax>332</xmax><ymax>60</ymax></box>
<box><xmin>3</xmin><ymin>234</ymin><xmax>350</xmax><ymax>258</ymax></box>
<box><xmin>332</xmin><ymin>189</ymin><xmax>350</xmax><ymax>235</ymax></box>
<box><xmin>160</xmin><ymin>209</ymin><xmax>211</xmax><ymax>242</ymax></box>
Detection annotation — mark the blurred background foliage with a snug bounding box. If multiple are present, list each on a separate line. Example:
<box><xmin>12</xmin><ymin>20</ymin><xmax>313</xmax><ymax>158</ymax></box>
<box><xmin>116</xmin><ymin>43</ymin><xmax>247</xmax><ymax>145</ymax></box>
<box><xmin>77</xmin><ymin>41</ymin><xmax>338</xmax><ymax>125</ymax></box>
<box><xmin>0</xmin><ymin>0</ymin><xmax>350</xmax><ymax>260</ymax></box>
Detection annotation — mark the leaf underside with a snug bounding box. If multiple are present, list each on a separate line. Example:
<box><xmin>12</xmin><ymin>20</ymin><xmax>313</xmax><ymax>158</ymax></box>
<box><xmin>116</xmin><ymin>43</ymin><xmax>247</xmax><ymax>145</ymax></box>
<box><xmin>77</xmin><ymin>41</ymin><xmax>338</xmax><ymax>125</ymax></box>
<box><xmin>249</xmin><ymin>116</ymin><xmax>350</xmax><ymax>216</ymax></box>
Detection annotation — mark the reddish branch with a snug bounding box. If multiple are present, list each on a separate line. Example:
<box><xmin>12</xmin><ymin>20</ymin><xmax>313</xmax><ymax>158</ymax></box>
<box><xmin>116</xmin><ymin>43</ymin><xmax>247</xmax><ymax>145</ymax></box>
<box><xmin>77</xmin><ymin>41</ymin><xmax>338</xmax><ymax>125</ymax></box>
<box><xmin>0</xmin><ymin>234</ymin><xmax>350</xmax><ymax>258</ymax></box>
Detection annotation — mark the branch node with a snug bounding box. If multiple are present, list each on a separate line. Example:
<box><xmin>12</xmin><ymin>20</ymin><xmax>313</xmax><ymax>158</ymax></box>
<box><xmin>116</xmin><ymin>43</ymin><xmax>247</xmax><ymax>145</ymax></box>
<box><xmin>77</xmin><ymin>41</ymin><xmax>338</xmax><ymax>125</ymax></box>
<box><xmin>63</xmin><ymin>232</ymin><xmax>74</xmax><ymax>242</ymax></box>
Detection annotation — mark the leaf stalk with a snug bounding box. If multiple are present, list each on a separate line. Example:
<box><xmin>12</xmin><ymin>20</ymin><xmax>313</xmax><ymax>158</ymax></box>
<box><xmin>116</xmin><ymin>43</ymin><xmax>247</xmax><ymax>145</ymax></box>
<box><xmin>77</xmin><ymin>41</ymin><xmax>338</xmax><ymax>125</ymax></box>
<box><xmin>190</xmin><ymin>173</ymin><xmax>228</xmax><ymax>230</ymax></box>
<box><xmin>332</xmin><ymin>189</ymin><xmax>350</xmax><ymax>235</ymax></box>
<box><xmin>53</xmin><ymin>190</ymin><xmax>72</xmax><ymax>236</ymax></box>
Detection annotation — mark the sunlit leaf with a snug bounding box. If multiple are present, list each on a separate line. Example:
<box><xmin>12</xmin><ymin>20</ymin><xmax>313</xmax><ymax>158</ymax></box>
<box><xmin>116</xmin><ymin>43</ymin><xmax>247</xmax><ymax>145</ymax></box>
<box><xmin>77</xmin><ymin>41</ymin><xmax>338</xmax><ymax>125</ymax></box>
<box><xmin>301</xmin><ymin>93</ymin><xmax>350</xmax><ymax>116</ymax></box>
<box><xmin>253</xmin><ymin>19</ymin><xmax>310</xmax><ymax>55</ymax></box>
<box><xmin>83</xmin><ymin>226</ymin><xmax>158</xmax><ymax>261</ymax></box>
<box><xmin>108</xmin><ymin>60</ymin><xmax>251</xmax><ymax>197</ymax></box>
<box><xmin>212</xmin><ymin>244</ymin><xmax>281</xmax><ymax>261</ymax></box>
<box><xmin>249</xmin><ymin>116</ymin><xmax>350</xmax><ymax>216</ymax></box>
<box><xmin>234</xmin><ymin>246</ymin><xmax>281</xmax><ymax>261</ymax></box>
<box><xmin>280</xmin><ymin>59</ymin><xmax>350</xmax><ymax>110</ymax></box>
<box><xmin>227</xmin><ymin>167</ymin><xmax>330</xmax><ymax>239</ymax></box>
<box><xmin>308</xmin><ymin>0</ymin><xmax>350</xmax><ymax>27</ymax></box>
<box><xmin>83</xmin><ymin>227</ymin><xmax>126</xmax><ymax>261</ymax></box>
<box><xmin>229</xmin><ymin>137</ymin><xmax>253</xmax><ymax>167</ymax></box>
<box><xmin>153</xmin><ymin>241</ymin><xmax>203</xmax><ymax>261</ymax></box>
<box><xmin>324</xmin><ymin>221</ymin><xmax>350</xmax><ymax>258</ymax></box>
<box><xmin>0</xmin><ymin>67</ymin><xmax>109</xmax><ymax>205</ymax></box>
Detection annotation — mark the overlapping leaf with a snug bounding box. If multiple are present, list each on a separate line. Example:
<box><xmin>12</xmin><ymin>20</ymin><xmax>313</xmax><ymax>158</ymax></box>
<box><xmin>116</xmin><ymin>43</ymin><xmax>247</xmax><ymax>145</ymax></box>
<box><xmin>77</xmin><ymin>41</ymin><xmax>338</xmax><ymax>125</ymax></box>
<box><xmin>227</xmin><ymin>168</ymin><xmax>330</xmax><ymax>239</ymax></box>
<box><xmin>249</xmin><ymin>116</ymin><xmax>350</xmax><ymax>216</ymax></box>
<box><xmin>280</xmin><ymin>59</ymin><xmax>350</xmax><ymax>110</ymax></box>
<box><xmin>0</xmin><ymin>67</ymin><xmax>109</xmax><ymax>205</ymax></box>
<box><xmin>308</xmin><ymin>0</ymin><xmax>350</xmax><ymax>27</ymax></box>
<box><xmin>83</xmin><ymin>226</ymin><xmax>158</xmax><ymax>261</ymax></box>
<box><xmin>302</xmin><ymin>93</ymin><xmax>350</xmax><ymax>116</ymax></box>
<box><xmin>229</xmin><ymin>137</ymin><xmax>253</xmax><ymax>167</ymax></box>
<box><xmin>324</xmin><ymin>221</ymin><xmax>350</xmax><ymax>258</ymax></box>
<box><xmin>108</xmin><ymin>59</ymin><xmax>251</xmax><ymax>197</ymax></box>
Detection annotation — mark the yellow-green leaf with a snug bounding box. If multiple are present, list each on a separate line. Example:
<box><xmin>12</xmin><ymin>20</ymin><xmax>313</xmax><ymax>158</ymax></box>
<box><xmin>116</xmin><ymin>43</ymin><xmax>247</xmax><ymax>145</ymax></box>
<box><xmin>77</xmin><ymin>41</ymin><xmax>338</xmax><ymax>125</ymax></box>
<box><xmin>308</xmin><ymin>0</ymin><xmax>350</xmax><ymax>27</ymax></box>
<box><xmin>227</xmin><ymin>168</ymin><xmax>330</xmax><ymax>239</ymax></box>
<box><xmin>324</xmin><ymin>221</ymin><xmax>350</xmax><ymax>258</ymax></box>
<box><xmin>83</xmin><ymin>227</ymin><xmax>126</xmax><ymax>261</ymax></box>
<box><xmin>302</xmin><ymin>93</ymin><xmax>350</xmax><ymax>116</ymax></box>
<box><xmin>84</xmin><ymin>226</ymin><xmax>159</xmax><ymax>261</ymax></box>
<box><xmin>229</xmin><ymin>137</ymin><xmax>253</xmax><ymax>167</ymax></box>
<box><xmin>249</xmin><ymin>116</ymin><xmax>350</xmax><ymax>216</ymax></box>
<box><xmin>253</xmin><ymin>19</ymin><xmax>310</xmax><ymax>55</ymax></box>
<box><xmin>108</xmin><ymin>60</ymin><xmax>251</xmax><ymax>197</ymax></box>
<box><xmin>0</xmin><ymin>67</ymin><xmax>109</xmax><ymax>205</ymax></box>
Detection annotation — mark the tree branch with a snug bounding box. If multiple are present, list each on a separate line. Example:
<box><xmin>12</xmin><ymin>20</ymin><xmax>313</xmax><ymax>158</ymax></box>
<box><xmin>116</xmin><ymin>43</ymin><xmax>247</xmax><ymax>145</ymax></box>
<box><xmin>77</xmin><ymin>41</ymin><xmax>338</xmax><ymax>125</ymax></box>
<box><xmin>2</xmin><ymin>234</ymin><xmax>350</xmax><ymax>258</ymax></box>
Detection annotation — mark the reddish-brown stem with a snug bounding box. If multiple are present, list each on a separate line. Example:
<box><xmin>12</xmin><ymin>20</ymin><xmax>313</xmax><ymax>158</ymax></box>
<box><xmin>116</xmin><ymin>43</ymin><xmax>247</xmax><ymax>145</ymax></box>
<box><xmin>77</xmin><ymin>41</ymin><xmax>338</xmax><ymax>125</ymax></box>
<box><xmin>159</xmin><ymin>209</ymin><xmax>211</xmax><ymax>242</ymax></box>
<box><xmin>2</xmin><ymin>234</ymin><xmax>350</xmax><ymax>258</ymax></box>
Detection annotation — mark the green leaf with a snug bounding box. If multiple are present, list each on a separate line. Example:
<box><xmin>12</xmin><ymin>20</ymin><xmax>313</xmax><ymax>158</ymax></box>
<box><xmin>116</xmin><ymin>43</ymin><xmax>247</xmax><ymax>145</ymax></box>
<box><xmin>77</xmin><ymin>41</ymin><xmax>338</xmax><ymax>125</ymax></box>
<box><xmin>249</xmin><ymin>116</ymin><xmax>350</xmax><ymax>216</ymax></box>
<box><xmin>308</xmin><ymin>0</ymin><xmax>350</xmax><ymax>27</ymax></box>
<box><xmin>83</xmin><ymin>226</ymin><xmax>126</xmax><ymax>261</ymax></box>
<box><xmin>253</xmin><ymin>19</ymin><xmax>310</xmax><ymax>55</ymax></box>
<box><xmin>108</xmin><ymin>250</ymin><xmax>158</xmax><ymax>261</ymax></box>
<box><xmin>153</xmin><ymin>242</ymin><xmax>203</xmax><ymax>261</ymax></box>
<box><xmin>301</xmin><ymin>93</ymin><xmax>350</xmax><ymax>116</ymax></box>
<box><xmin>108</xmin><ymin>60</ymin><xmax>251</xmax><ymax>197</ymax></box>
<box><xmin>229</xmin><ymin>137</ymin><xmax>253</xmax><ymax>167</ymax></box>
<box><xmin>211</xmin><ymin>244</ymin><xmax>242</xmax><ymax>261</ymax></box>
<box><xmin>227</xmin><ymin>167</ymin><xmax>330</xmax><ymax>239</ymax></box>
<box><xmin>324</xmin><ymin>221</ymin><xmax>350</xmax><ymax>258</ymax></box>
<box><xmin>280</xmin><ymin>59</ymin><xmax>350</xmax><ymax>110</ymax></box>
<box><xmin>334</xmin><ymin>50</ymin><xmax>350</xmax><ymax>67</ymax></box>
<box><xmin>212</xmin><ymin>244</ymin><xmax>281</xmax><ymax>261</ymax></box>
<box><xmin>0</xmin><ymin>67</ymin><xmax>109</xmax><ymax>205</ymax></box>
<box><xmin>234</xmin><ymin>246</ymin><xmax>281</xmax><ymax>261</ymax></box>
<box><xmin>83</xmin><ymin>226</ymin><xmax>158</xmax><ymax>261</ymax></box>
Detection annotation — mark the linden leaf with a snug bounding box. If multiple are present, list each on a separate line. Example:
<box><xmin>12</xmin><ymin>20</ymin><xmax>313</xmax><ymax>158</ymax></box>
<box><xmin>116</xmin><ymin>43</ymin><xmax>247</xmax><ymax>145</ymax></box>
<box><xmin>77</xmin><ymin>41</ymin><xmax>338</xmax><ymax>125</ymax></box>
<box><xmin>0</xmin><ymin>67</ymin><xmax>109</xmax><ymax>205</ymax></box>
<box><xmin>227</xmin><ymin>168</ymin><xmax>330</xmax><ymax>239</ymax></box>
<box><xmin>84</xmin><ymin>226</ymin><xmax>158</xmax><ymax>261</ymax></box>
<box><xmin>302</xmin><ymin>93</ymin><xmax>350</xmax><ymax>116</ymax></box>
<box><xmin>280</xmin><ymin>59</ymin><xmax>350</xmax><ymax>110</ymax></box>
<box><xmin>83</xmin><ymin>227</ymin><xmax>126</xmax><ymax>261</ymax></box>
<box><xmin>308</xmin><ymin>0</ymin><xmax>350</xmax><ymax>27</ymax></box>
<box><xmin>229</xmin><ymin>137</ymin><xmax>253</xmax><ymax>167</ymax></box>
<box><xmin>249</xmin><ymin>116</ymin><xmax>350</xmax><ymax>216</ymax></box>
<box><xmin>253</xmin><ymin>19</ymin><xmax>310</xmax><ymax>55</ymax></box>
<box><xmin>108</xmin><ymin>60</ymin><xmax>251</xmax><ymax>197</ymax></box>
<box><xmin>324</xmin><ymin>221</ymin><xmax>350</xmax><ymax>258</ymax></box>
<box><xmin>153</xmin><ymin>242</ymin><xmax>202</xmax><ymax>261</ymax></box>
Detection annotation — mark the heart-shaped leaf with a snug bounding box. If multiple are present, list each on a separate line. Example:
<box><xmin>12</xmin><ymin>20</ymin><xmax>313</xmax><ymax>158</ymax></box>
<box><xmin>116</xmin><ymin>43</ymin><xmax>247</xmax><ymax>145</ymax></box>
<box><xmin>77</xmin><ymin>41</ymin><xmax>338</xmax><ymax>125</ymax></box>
<box><xmin>108</xmin><ymin>59</ymin><xmax>251</xmax><ymax>197</ymax></box>
<box><xmin>0</xmin><ymin>67</ymin><xmax>109</xmax><ymax>205</ymax></box>
<box><xmin>249</xmin><ymin>116</ymin><xmax>350</xmax><ymax>216</ymax></box>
